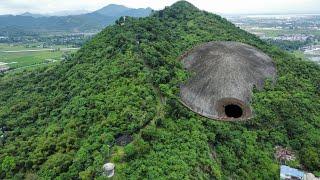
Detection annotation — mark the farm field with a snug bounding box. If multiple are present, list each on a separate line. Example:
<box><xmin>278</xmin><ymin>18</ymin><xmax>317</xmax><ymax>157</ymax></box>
<box><xmin>242</xmin><ymin>29</ymin><xmax>320</xmax><ymax>37</ymax></box>
<box><xmin>0</xmin><ymin>43</ymin><xmax>79</xmax><ymax>71</ymax></box>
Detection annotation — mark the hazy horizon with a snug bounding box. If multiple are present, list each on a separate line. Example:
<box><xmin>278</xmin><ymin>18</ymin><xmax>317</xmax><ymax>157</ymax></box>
<box><xmin>0</xmin><ymin>0</ymin><xmax>320</xmax><ymax>16</ymax></box>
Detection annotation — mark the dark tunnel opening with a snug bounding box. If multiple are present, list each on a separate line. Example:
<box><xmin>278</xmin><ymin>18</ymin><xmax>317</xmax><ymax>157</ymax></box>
<box><xmin>225</xmin><ymin>104</ymin><xmax>243</xmax><ymax>118</ymax></box>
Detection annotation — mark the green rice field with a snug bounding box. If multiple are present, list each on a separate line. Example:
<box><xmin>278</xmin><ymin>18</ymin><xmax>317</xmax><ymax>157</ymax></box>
<box><xmin>0</xmin><ymin>43</ymin><xmax>79</xmax><ymax>71</ymax></box>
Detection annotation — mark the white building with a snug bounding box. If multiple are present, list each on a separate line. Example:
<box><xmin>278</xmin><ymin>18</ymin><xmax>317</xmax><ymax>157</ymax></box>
<box><xmin>103</xmin><ymin>163</ymin><xmax>115</xmax><ymax>178</ymax></box>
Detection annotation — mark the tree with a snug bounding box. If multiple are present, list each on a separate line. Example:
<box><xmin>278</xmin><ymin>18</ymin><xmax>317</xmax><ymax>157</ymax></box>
<box><xmin>1</xmin><ymin>156</ymin><xmax>16</xmax><ymax>176</ymax></box>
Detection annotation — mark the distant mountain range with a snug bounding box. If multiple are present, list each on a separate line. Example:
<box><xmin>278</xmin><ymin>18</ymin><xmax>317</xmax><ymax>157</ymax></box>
<box><xmin>95</xmin><ymin>4</ymin><xmax>152</xmax><ymax>17</ymax></box>
<box><xmin>20</xmin><ymin>10</ymin><xmax>90</xmax><ymax>17</ymax></box>
<box><xmin>20</xmin><ymin>12</ymin><xmax>45</xmax><ymax>18</ymax></box>
<box><xmin>0</xmin><ymin>4</ymin><xmax>152</xmax><ymax>34</ymax></box>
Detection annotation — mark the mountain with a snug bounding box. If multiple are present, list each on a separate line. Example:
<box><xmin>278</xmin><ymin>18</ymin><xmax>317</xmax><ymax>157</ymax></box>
<box><xmin>19</xmin><ymin>10</ymin><xmax>90</xmax><ymax>17</ymax></box>
<box><xmin>46</xmin><ymin>10</ymin><xmax>90</xmax><ymax>16</ymax></box>
<box><xmin>0</xmin><ymin>4</ymin><xmax>152</xmax><ymax>33</ymax></box>
<box><xmin>95</xmin><ymin>4</ymin><xmax>152</xmax><ymax>17</ymax></box>
<box><xmin>20</xmin><ymin>12</ymin><xmax>45</xmax><ymax>18</ymax></box>
<box><xmin>0</xmin><ymin>1</ymin><xmax>319</xmax><ymax>179</ymax></box>
<box><xmin>0</xmin><ymin>13</ymin><xmax>110</xmax><ymax>33</ymax></box>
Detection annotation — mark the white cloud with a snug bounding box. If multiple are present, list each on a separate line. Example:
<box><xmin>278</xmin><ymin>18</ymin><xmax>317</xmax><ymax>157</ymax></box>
<box><xmin>0</xmin><ymin>0</ymin><xmax>319</xmax><ymax>15</ymax></box>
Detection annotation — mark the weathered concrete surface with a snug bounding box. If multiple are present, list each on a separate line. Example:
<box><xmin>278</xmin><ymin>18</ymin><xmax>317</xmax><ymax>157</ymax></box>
<box><xmin>180</xmin><ymin>41</ymin><xmax>276</xmax><ymax>120</ymax></box>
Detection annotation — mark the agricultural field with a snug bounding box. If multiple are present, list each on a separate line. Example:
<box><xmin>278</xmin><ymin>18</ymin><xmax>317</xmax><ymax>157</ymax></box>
<box><xmin>0</xmin><ymin>43</ymin><xmax>79</xmax><ymax>72</ymax></box>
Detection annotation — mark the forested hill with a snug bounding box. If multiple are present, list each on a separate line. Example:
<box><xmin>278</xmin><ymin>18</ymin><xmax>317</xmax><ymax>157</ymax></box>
<box><xmin>0</xmin><ymin>1</ymin><xmax>319</xmax><ymax>179</ymax></box>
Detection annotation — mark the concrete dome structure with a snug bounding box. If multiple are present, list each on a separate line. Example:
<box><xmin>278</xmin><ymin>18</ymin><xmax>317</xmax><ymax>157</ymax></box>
<box><xmin>180</xmin><ymin>41</ymin><xmax>276</xmax><ymax>120</ymax></box>
<box><xmin>103</xmin><ymin>163</ymin><xmax>115</xmax><ymax>177</ymax></box>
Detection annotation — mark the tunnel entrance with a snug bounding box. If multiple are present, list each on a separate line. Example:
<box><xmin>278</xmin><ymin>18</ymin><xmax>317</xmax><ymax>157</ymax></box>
<box><xmin>215</xmin><ymin>98</ymin><xmax>250</xmax><ymax>120</ymax></box>
<box><xmin>225</xmin><ymin>104</ymin><xmax>243</xmax><ymax>118</ymax></box>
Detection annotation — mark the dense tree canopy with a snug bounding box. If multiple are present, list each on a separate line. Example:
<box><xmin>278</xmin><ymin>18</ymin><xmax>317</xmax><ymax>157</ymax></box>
<box><xmin>0</xmin><ymin>1</ymin><xmax>319</xmax><ymax>179</ymax></box>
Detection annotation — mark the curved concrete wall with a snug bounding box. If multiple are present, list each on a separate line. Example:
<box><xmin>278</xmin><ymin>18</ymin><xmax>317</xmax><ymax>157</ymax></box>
<box><xmin>180</xmin><ymin>41</ymin><xmax>276</xmax><ymax>120</ymax></box>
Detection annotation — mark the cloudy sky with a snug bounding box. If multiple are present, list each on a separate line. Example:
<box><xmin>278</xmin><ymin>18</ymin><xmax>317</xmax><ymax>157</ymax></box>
<box><xmin>0</xmin><ymin>0</ymin><xmax>319</xmax><ymax>15</ymax></box>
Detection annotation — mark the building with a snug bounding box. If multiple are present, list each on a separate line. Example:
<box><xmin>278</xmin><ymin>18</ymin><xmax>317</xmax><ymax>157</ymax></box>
<box><xmin>0</xmin><ymin>36</ymin><xmax>8</xmax><ymax>40</ymax></box>
<box><xmin>280</xmin><ymin>165</ymin><xmax>305</xmax><ymax>180</ymax></box>
<box><xmin>305</xmin><ymin>173</ymin><xmax>320</xmax><ymax>180</ymax></box>
<box><xmin>280</xmin><ymin>165</ymin><xmax>320</xmax><ymax>180</ymax></box>
<box><xmin>103</xmin><ymin>163</ymin><xmax>115</xmax><ymax>178</ymax></box>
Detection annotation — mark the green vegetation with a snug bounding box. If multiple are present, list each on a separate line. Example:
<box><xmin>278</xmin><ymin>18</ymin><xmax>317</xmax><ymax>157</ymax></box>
<box><xmin>250</xmin><ymin>29</ymin><xmax>320</xmax><ymax>38</ymax></box>
<box><xmin>266</xmin><ymin>39</ymin><xmax>310</xmax><ymax>51</ymax></box>
<box><xmin>0</xmin><ymin>44</ymin><xmax>77</xmax><ymax>70</ymax></box>
<box><xmin>0</xmin><ymin>1</ymin><xmax>319</xmax><ymax>179</ymax></box>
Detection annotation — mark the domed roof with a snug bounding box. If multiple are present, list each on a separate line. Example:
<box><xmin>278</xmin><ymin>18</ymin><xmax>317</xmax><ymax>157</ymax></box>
<box><xmin>103</xmin><ymin>163</ymin><xmax>115</xmax><ymax>171</ymax></box>
<box><xmin>180</xmin><ymin>41</ymin><xmax>276</xmax><ymax>120</ymax></box>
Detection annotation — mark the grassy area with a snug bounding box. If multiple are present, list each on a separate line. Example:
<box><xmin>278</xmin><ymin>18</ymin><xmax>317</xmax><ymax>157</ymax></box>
<box><xmin>0</xmin><ymin>43</ymin><xmax>78</xmax><ymax>71</ymax></box>
<box><xmin>246</xmin><ymin>29</ymin><xmax>320</xmax><ymax>37</ymax></box>
<box><xmin>293</xmin><ymin>50</ymin><xmax>320</xmax><ymax>64</ymax></box>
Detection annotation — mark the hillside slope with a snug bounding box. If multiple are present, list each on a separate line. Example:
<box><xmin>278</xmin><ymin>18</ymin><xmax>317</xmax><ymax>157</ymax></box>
<box><xmin>0</xmin><ymin>1</ymin><xmax>319</xmax><ymax>179</ymax></box>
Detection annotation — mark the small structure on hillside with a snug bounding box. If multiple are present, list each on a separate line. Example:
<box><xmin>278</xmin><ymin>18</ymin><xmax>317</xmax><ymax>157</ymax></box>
<box><xmin>275</xmin><ymin>146</ymin><xmax>296</xmax><ymax>164</ymax></box>
<box><xmin>103</xmin><ymin>163</ymin><xmax>115</xmax><ymax>178</ymax></box>
<box><xmin>280</xmin><ymin>165</ymin><xmax>320</xmax><ymax>180</ymax></box>
<box><xmin>281</xmin><ymin>165</ymin><xmax>305</xmax><ymax>180</ymax></box>
<box><xmin>180</xmin><ymin>41</ymin><xmax>276</xmax><ymax>120</ymax></box>
<box><xmin>305</xmin><ymin>173</ymin><xmax>320</xmax><ymax>180</ymax></box>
